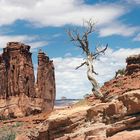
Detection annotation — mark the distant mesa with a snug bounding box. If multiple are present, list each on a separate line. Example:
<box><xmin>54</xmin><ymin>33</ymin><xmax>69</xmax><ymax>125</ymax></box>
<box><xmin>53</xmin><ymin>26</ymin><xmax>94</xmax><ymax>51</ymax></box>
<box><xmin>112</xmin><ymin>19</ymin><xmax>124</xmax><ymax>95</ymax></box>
<box><xmin>0</xmin><ymin>42</ymin><xmax>56</xmax><ymax>118</ymax></box>
<box><xmin>61</xmin><ymin>96</ymin><xmax>67</xmax><ymax>100</ymax></box>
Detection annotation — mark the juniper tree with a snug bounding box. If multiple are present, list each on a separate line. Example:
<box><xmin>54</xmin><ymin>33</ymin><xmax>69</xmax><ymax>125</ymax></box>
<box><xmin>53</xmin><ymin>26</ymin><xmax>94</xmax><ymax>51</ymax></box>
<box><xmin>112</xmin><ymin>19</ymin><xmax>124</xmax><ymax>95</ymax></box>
<box><xmin>67</xmin><ymin>19</ymin><xmax>108</xmax><ymax>100</ymax></box>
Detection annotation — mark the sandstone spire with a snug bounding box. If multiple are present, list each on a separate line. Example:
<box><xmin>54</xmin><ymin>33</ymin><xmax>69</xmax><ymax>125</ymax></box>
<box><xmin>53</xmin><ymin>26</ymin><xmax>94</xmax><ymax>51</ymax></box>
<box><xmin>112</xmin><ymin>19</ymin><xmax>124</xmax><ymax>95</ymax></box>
<box><xmin>0</xmin><ymin>42</ymin><xmax>35</xmax><ymax>98</ymax></box>
<box><xmin>0</xmin><ymin>42</ymin><xmax>56</xmax><ymax>118</ymax></box>
<box><xmin>36</xmin><ymin>50</ymin><xmax>56</xmax><ymax>111</ymax></box>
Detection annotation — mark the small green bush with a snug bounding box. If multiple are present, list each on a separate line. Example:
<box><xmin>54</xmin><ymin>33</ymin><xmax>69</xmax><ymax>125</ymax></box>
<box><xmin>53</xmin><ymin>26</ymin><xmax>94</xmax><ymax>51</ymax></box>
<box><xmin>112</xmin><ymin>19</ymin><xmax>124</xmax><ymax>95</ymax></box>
<box><xmin>12</xmin><ymin>122</ymin><xmax>23</xmax><ymax>128</ymax></box>
<box><xmin>1</xmin><ymin>131</ymin><xmax>16</xmax><ymax>140</ymax></box>
<box><xmin>0</xmin><ymin>115</ymin><xmax>11</xmax><ymax>120</ymax></box>
<box><xmin>115</xmin><ymin>68</ymin><xmax>125</xmax><ymax>77</ymax></box>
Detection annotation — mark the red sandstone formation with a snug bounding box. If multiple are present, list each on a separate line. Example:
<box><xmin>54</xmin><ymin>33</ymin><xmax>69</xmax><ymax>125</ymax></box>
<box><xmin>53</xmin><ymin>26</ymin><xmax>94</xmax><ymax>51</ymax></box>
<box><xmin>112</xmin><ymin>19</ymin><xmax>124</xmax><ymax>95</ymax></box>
<box><xmin>0</xmin><ymin>42</ymin><xmax>35</xmax><ymax>99</ymax></box>
<box><xmin>36</xmin><ymin>50</ymin><xmax>55</xmax><ymax>111</ymax></box>
<box><xmin>101</xmin><ymin>54</ymin><xmax>140</xmax><ymax>96</ymax></box>
<box><xmin>125</xmin><ymin>54</ymin><xmax>140</xmax><ymax>75</ymax></box>
<box><xmin>0</xmin><ymin>42</ymin><xmax>55</xmax><ymax>118</ymax></box>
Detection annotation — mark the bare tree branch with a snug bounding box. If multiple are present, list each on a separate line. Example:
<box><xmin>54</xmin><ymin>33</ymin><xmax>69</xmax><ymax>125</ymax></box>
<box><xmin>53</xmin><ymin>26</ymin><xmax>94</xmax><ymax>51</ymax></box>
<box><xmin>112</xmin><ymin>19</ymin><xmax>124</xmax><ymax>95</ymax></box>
<box><xmin>66</xmin><ymin>20</ymin><xmax>96</xmax><ymax>56</ymax></box>
<box><xmin>75</xmin><ymin>61</ymin><xmax>86</xmax><ymax>70</ymax></box>
<box><xmin>93</xmin><ymin>44</ymin><xmax>108</xmax><ymax>59</ymax></box>
<box><xmin>66</xmin><ymin>19</ymin><xmax>108</xmax><ymax>101</ymax></box>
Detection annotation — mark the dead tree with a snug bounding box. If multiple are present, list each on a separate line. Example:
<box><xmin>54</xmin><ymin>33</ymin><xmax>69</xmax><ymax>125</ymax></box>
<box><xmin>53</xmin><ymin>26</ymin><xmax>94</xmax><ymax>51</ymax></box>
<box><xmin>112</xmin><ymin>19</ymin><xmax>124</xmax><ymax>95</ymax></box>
<box><xmin>67</xmin><ymin>19</ymin><xmax>108</xmax><ymax>100</ymax></box>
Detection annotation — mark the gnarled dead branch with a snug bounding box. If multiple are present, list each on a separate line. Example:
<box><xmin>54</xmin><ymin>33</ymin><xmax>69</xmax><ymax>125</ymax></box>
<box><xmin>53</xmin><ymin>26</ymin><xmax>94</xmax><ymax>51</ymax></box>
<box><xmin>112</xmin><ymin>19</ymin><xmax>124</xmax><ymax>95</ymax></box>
<box><xmin>67</xmin><ymin>19</ymin><xmax>108</xmax><ymax>100</ymax></box>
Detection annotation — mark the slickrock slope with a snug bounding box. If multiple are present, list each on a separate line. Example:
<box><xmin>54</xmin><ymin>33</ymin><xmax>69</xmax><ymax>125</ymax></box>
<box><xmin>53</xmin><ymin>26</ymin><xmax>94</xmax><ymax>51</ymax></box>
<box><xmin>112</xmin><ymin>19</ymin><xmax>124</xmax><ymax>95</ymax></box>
<box><xmin>101</xmin><ymin>54</ymin><xmax>140</xmax><ymax>96</ymax></box>
<box><xmin>0</xmin><ymin>42</ymin><xmax>55</xmax><ymax>118</ymax></box>
<box><xmin>11</xmin><ymin>89</ymin><xmax>140</xmax><ymax>140</ymax></box>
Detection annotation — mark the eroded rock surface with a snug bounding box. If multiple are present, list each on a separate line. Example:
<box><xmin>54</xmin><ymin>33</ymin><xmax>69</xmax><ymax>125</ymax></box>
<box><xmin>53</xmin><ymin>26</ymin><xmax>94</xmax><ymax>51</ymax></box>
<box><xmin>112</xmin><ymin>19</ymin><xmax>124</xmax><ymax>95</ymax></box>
<box><xmin>36</xmin><ymin>51</ymin><xmax>55</xmax><ymax>112</ymax></box>
<box><xmin>12</xmin><ymin>90</ymin><xmax>140</xmax><ymax>140</ymax></box>
<box><xmin>125</xmin><ymin>54</ymin><xmax>140</xmax><ymax>75</ymax></box>
<box><xmin>0</xmin><ymin>42</ymin><xmax>35</xmax><ymax>98</ymax></box>
<box><xmin>101</xmin><ymin>54</ymin><xmax>140</xmax><ymax>96</ymax></box>
<box><xmin>0</xmin><ymin>42</ymin><xmax>55</xmax><ymax>118</ymax></box>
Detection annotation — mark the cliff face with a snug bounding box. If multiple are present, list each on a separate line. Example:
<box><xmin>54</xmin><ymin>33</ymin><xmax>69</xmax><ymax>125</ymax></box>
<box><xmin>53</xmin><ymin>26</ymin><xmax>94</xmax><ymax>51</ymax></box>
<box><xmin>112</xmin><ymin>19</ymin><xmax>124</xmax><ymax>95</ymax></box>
<box><xmin>0</xmin><ymin>42</ymin><xmax>55</xmax><ymax>118</ymax></box>
<box><xmin>0</xmin><ymin>42</ymin><xmax>35</xmax><ymax>99</ymax></box>
<box><xmin>101</xmin><ymin>54</ymin><xmax>140</xmax><ymax>96</ymax></box>
<box><xmin>36</xmin><ymin>51</ymin><xmax>55</xmax><ymax>111</ymax></box>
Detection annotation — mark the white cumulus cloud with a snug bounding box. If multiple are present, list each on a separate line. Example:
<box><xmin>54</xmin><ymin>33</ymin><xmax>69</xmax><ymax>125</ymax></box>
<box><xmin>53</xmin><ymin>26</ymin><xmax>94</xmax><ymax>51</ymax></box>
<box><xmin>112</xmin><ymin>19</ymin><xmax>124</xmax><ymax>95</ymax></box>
<box><xmin>0</xmin><ymin>0</ymin><xmax>125</xmax><ymax>27</ymax></box>
<box><xmin>0</xmin><ymin>0</ymin><xmax>139</xmax><ymax>37</ymax></box>
<box><xmin>99</xmin><ymin>23</ymin><xmax>138</xmax><ymax>37</ymax></box>
<box><xmin>126</xmin><ymin>0</ymin><xmax>140</xmax><ymax>4</ymax></box>
<box><xmin>0</xmin><ymin>34</ymin><xmax>48</xmax><ymax>50</ymax></box>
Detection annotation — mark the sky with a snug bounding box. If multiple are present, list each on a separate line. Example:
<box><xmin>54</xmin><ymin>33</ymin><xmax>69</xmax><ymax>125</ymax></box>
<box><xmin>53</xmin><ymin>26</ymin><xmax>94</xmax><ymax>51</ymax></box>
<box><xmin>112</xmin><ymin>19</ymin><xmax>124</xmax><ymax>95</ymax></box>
<box><xmin>0</xmin><ymin>0</ymin><xmax>140</xmax><ymax>99</ymax></box>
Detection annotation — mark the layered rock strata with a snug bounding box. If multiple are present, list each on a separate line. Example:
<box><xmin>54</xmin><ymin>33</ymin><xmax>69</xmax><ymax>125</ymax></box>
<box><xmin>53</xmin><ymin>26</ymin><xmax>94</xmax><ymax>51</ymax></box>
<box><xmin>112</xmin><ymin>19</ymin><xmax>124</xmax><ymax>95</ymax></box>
<box><xmin>36</xmin><ymin>51</ymin><xmax>55</xmax><ymax>111</ymax></box>
<box><xmin>0</xmin><ymin>42</ymin><xmax>55</xmax><ymax>118</ymax></box>
<box><xmin>101</xmin><ymin>54</ymin><xmax>140</xmax><ymax>96</ymax></box>
<box><xmin>14</xmin><ymin>90</ymin><xmax>140</xmax><ymax>140</ymax></box>
<box><xmin>125</xmin><ymin>54</ymin><xmax>140</xmax><ymax>75</ymax></box>
<box><xmin>0</xmin><ymin>42</ymin><xmax>35</xmax><ymax>99</ymax></box>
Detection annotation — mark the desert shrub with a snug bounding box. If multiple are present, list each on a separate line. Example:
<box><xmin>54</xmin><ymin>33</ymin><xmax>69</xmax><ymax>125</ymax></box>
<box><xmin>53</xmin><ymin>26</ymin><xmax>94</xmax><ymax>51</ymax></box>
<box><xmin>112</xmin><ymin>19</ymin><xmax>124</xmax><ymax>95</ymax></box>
<box><xmin>115</xmin><ymin>68</ymin><xmax>125</xmax><ymax>77</ymax></box>
<box><xmin>1</xmin><ymin>131</ymin><xmax>16</xmax><ymax>140</ymax></box>
<box><xmin>0</xmin><ymin>115</ymin><xmax>11</xmax><ymax>120</ymax></box>
<box><xmin>12</xmin><ymin>122</ymin><xmax>23</xmax><ymax>128</ymax></box>
<box><xmin>83</xmin><ymin>94</ymin><xmax>90</xmax><ymax>99</ymax></box>
<box><xmin>0</xmin><ymin>124</ymin><xmax>17</xmax><ymax>140</ymax></box>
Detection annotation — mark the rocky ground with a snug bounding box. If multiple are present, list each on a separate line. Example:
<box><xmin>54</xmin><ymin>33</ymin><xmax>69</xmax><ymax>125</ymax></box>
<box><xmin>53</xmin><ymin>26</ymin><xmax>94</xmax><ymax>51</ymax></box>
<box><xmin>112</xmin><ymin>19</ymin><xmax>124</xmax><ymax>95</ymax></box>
<box><xmin>0</xmin><ymin>89</ymin><xmax>140</xmax><ymax>140</ymax></box>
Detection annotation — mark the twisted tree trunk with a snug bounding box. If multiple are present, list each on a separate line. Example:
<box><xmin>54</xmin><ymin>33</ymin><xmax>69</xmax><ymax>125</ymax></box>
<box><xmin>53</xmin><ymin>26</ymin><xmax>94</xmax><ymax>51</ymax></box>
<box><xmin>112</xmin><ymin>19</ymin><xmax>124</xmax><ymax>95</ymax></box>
<box><xmin>86</xmin><ymin>55</ymin><xmax>103</xmax><ymax>99</ymax></box>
